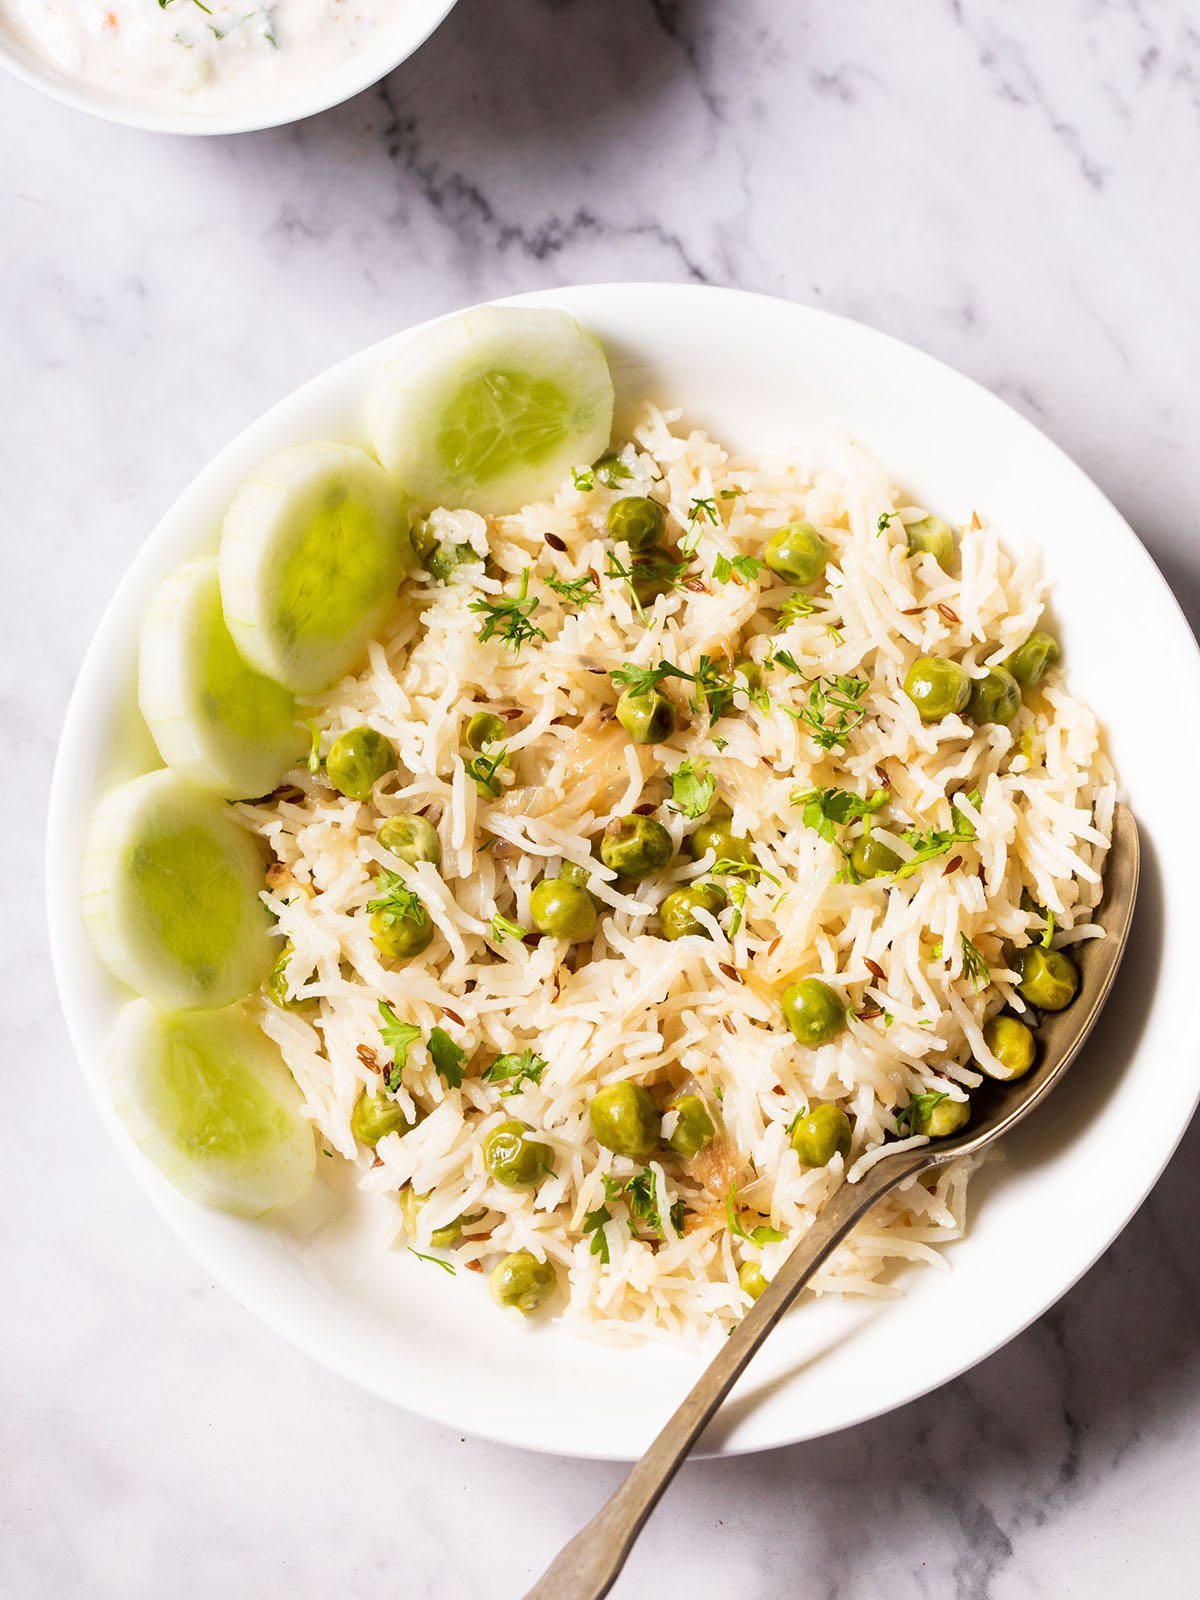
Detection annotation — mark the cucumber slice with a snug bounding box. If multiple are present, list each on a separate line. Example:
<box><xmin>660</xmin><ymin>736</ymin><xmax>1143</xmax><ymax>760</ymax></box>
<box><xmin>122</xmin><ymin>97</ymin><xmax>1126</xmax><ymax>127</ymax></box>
<box><xmin>218</xmin><ymin>441</ymin><xmax>413</xmax><ymax>694</ymax></box>
<box><xmin>83</xmin><ymin>770</ymin><xmax>275</xmax><ymax>1011</ymax></box>
<box><xmin>109</xmin><ymin>999</ymin><xmax>316</xmax><ymax>1216</ymax></box>
<box><xmin>368</xmin><ymin>306</ymin><xmax>615</xmax><ymax>515</ymax></box>
<box><xmin>139</xmin><ymin>560</ymin><xmax>304</xmax><ymax>800</ymax></box>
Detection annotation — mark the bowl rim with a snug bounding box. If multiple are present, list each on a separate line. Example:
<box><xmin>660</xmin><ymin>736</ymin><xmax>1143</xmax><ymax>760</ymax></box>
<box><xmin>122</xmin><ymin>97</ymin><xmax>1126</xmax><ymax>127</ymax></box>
<box><xmin>0</xmin><ymin>0</ymin><xmax>458</xmax><ymax>135</ymax></box>
<box><xmin>46</xmin><ymin>281</ymin><xmax>1200</xmax><ymax>1459</ymax></box>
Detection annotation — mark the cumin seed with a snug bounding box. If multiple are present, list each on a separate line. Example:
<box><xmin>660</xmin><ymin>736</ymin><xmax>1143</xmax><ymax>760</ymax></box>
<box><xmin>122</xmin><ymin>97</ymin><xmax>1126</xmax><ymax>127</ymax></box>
<box><xmin>937</xmin><ymin>603</ymin><xmax>961</xmax><ymax>625</ymax></box>
<box><xmin>441</xmin><ymin>1008</ymin><xmax>465</xmax><ymax>1026</ymax></box>
<box><xmin>544</xmin><ymin>532</ymin><xmax>567</xmax><ymax>552</ymax></box>
<box><xmin>865</xmin><ymin>958</ymin><xmax>885</xmax><ymax>981</ymax></box>
<box><xmin>943</xmin><ymin>855</ymin><xmax>963</xmax><ymax>875</ymax></box>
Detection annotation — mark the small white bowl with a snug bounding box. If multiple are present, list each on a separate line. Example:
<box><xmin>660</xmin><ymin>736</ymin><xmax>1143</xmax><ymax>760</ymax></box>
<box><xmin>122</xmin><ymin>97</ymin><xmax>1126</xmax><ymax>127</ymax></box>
<box><xmin>0</xmin><ymin>0</ymin><xmax>457</xmax><ymax>135</ymax></box>
<box><xmin>47</xmin><ymin>284</ymin><xmax>1200</xmax><ymax>1459</ymax></box>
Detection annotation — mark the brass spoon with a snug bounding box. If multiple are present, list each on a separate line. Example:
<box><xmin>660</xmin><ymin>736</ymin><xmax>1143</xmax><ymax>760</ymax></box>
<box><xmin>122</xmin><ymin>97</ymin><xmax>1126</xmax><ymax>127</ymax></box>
<box><xmin>524</xmin><ymin>803</ymin><xmax>1139</xmax><ymax>1600</ymax></box>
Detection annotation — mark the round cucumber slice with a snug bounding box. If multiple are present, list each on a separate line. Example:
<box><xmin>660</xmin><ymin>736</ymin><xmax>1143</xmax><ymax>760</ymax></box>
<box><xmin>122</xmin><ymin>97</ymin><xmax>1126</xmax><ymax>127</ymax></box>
<box><xmin>218</xmin><ymin>441</ymin><xmax>413</xmax><ymax>694</ymax></box>
<box><xmin>109</xmin><ymin>999</ymin><xmax>316</xmax><ymax>1216</ymax></box>
<box><xmin>139</xmin><ymin>559</ymin><xmax>304</xmax><ymax>800</ymax></box>
<box><xmin>368</xmin><ymin>305</ymin><xmax>615</xmax><ymax>515</ymax></box>
<box><xmin>82</xmin><ymin>770</ymin><xmax>275</xmax><ymax>1011</ymax></box>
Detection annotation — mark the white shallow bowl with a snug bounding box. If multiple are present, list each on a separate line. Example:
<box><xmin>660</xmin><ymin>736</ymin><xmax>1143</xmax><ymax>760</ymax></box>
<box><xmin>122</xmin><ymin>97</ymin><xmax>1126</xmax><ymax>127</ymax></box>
<box><xmin>47</xmin><ymin>284</ymin><xmax>1200</xmax><ymax>1460</ymax></box>
<box><xmin>0</xmin><ymin>0</ymin><xmax>457</xmax><ymax>135</ymax></box>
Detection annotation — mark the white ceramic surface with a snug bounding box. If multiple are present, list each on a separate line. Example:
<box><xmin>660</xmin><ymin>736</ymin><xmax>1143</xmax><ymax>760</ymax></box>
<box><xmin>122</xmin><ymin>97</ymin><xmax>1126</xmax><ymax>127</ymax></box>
<box><xmin>45</xmin><ymin>282</ymin><xmax>1200</xmax><ymax>1462</ymax></box>
<box><xmin>0</xmin><ymin>0</ymin><xmax>457</xmax><ymax>134</ymax></box>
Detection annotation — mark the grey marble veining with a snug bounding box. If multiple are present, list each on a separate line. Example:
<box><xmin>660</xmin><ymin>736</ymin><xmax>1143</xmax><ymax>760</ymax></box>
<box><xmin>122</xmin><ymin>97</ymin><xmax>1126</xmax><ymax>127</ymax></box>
<box><xmin>3</xmin><ymin>1</ymin><xmax>1199</xmax><ymax>1596</ymax></box>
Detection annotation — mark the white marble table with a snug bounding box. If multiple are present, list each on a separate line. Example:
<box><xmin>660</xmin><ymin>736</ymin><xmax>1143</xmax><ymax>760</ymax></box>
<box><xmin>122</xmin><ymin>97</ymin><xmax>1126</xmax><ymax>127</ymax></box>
<box><xmin>4</xmin><ymin>2</ymin><xmax>1200</xmax><ymax>1595</ymax></box>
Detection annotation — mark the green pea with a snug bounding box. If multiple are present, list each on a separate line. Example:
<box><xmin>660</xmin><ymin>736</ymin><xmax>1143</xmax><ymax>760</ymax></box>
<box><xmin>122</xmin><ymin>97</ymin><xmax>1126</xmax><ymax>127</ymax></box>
<box><xmin>607</xmin><ymin>496</ymin><xmax>665</xmax><ymax>552</ymax></box>
<box><xmin>763</xmin><ymin>521</ymin><xmax>830</xmax><ymax>585</ymax></box>
<box><xmin>530</xmin><ymin>878</ymin><xmax>598</xmax><ymax>942</ymax></box>
<box><xmin>399</xmin><ymin>1189</ymin><xmax>479</xmax><ymax>1247</ymax></box>
<box><xmin>981</xmin><ymin>1014</ymin><xmax>1037</xmax><ymax>1080</ymax></box>
<box><xmin>667</xmin><ymin>1094</ymin><xmax>716</xmax><ymax>1159</ymax></box>
<box><xmin>906</xmin><ymin>516</ymin><xmax>955</xmax><ymax>570</ymax></box>
<box><xmin>370</xmin><ymin>902</ymin><xmax>434</xmax><ymax>961</ymax></box>
<box><xmin>378</xmin><ymin>814</ymin><xmax>442</xmax><ymax>867</ymax></box>
<box><xmin>489</xmin><ymin>1250</ymin><xmax>557</xmax><ymax>1314</ymax></box>
<box><xmin>589</xmin><ymin>1082</ymin><xmax>661</xmax><ymax>1160</ymax></box>
<box><xmin>733</xmin><ymin>657</ymin><xmax>762</xmax><ymax>693</ymax></box>
<box><xmin>266</xmin><ymin>941</ymin><xmax>309</xmax><ymax>1010</ymax></box>
<box><xmin>560</xmin><ymin>859</ymin><xmax>603</xmax><ymax>908</ymax></box>
<box><xmin>967</xmin><ymin>665</ymin><xmax>1021</xmax><ymax>726</ymax></box>
<box><xmin>426</xmin><ymin>540</ymin><xmax>483</xmax><ymax>582</ymax></box>
<box><xmin>616</xmin><ymin>686</ymin><xmax>675</xmax><ymax>745</ymax></box>
<box><xmin>790</xmin><ymin>1103</ymin><xmax>852</xmax><ymax>1167</ymax></box>
<box><xmin>913</xmin><ymin>1095</ymin><xmax>970</xmax><ymax>1137</ymax></box>
<box><xmin>903</xmin><ymin>657</ymin><xmax>971</xmax><ymax>722</ymax></box>
<box><xmin>351</xmin><ymin>1089</ymin><xmax>415</xmax><ymax>1148</ymax></box>
<box><xmin>482</xmin><ymin>1119</ymin><xmax>553</xmax><ymax>1189</ymax></box>
<box><xmin>465</xmin><ymin>711</ymin><xmax>507</xmax><ymax>751</ymax></box>
<box><xmin>600</xmin><ymin>815</ymin><xmax>673</xmax><ymax>880</ymax></box>
<box><xmin>1016</xmin><ymin>943</ymin><xmax>1079</xmax><ymax>1011</ymax></box>
<box><xmin>629</xmin><ymin>549</ymin><xmax>678</xmax><ymax>604</ymax></box>
<box><xmin>782</xmin><ymin>978</ymin><xmax>846</xmax><ymax>1048</ymax></box>
<box><xmin>738</xmin><ymin>1260</ymin><xmax>768</xmax><ymax>1301</ymax></box>
<box><xmin>687</xmin><ymin>817</ymin><xmax>753</xmax><ymax>867</ymax></box>
<box><xmin>659</xmin><ymin>882</ymin><xmax>727</xmax><ymax>940</ymax></box>
<box><xmin>326</xmin><ymin>726</ymin><xmax>396</xmax><ymax>802</ymax></box>
<box><xmin>594</xmin><ymin>453</ymin><xmax>631</xmax><ymax>488</ymax></box>
<box><xmin>1005</xmin><ymin>630</ymin><xmax>1061</xmax><ymax>688</ymax></box>
<box><xmin>849</xmin><ymin>834</ymin><xmax>901</xmax><ymax>880</ymax></box>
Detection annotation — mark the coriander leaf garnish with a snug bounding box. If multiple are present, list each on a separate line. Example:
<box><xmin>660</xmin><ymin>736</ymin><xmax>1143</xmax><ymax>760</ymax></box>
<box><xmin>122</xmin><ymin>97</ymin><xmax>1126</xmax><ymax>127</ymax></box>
<box><xmin>544</xmin><ymin>571</ymin><xmax>600</xmax><ymax>605</ymax></box>
<box><xmin>427</xmin><ymin>1026</ymin><xmax>466</xmax><ymax>1088</ymax></box>
<box><xmin>571</xmin><ymin>467</ymin><xmax>595</xmax><ymax>492</ymax></box>
<box><xmin>711</xmin><ymin>857</ymin><xmax>780</xmax><ymax>887</ymax></box>
<box><xmin>407</xmin><ymin>1247</ymin><xmax>457</xmax><ymax>1275</ymax></box>
<box><xmin>688</xmin><ymin>496</ymin><xmax>720</xmax><ymax>527</ymax></box>
<box><xmin>1040</xmin><ymin>908</ymin><xmax>1056</xmax><ymax>948</ymax></box>
<box><xmin>895</xmin><ymin>1090</ymin><xmax>947</xmax><ymax>1138</ymax></box>
<box><xmin>599</xmin><ymin>1169</ymin><xmax>685</xmax><ymax>1239</ymax></box>
<box><xmin>367</xmin><ymin>872</ymin><xmax>425</xmax><ymax>928</ymax></box>
<box><xmin>378</xmin><ymin>1001</ymin><xmax>421</xmax><ymax>1092</ymax></box>
<box><xmin>484</xmin><ymin>1048</ymin><xmax>547</xmax><ymax>1096</ymax></box>
<box><xmin>781</xmin><ymin>675</ymin><xmax>870</xmax><ymax>751</ymax></box>
<box><xmin>877</xmin><ymin>512</ymin><xmax>898</xmax><ymax>534</ymax></box>
<box><xmin>490</xmin><ymin>912</ymin><xmax>527</xmax><ymax>945</ymax></box>
<box><xmin>826</xmin><ymin>623</ymin><xmax>844</xmax><ymax>643</ymax></box>
<box><xmin>464</xmin><ymin>745</ymin><xmax>507</xmax><ymax>798</ymax></box>
<box><xmin>791</xmin><ymin>785</ymin><xmax>888</xmax><ymax>844</ymax></box>
<box><xmin>719</xmin><ymin>485</ymin><xmax>745</xmax><ymax>500</ymax></box>
<box><xmin>610</xmin><ymin>661</ymin><xmax>676</xmax><ymax>698</ymax></box>
<box><xmin>668</xmin><ymin>758</ymin><xmax>716</xmax><ymax>819</ymax></box>
<box><xmin>891</xmin><ymin>791</ymin><xmax>980</xmax><ymax>880</ymax></box>
<box><xmin>582</xmin><ymin>1204</ymin><xmax>612</xmax><ymax>1263</ymax></box>
<box><xmin>960</xmin><ymin>934</ymin><xmax>990</xmax><ymax>993</ymax></box>
<box><xmin>713</xmin><ymin>552</ymin><xmax>765</xmax><ymax>585</ymax></box>
<box><xmin>777</xmin><ymin>592</ymin><xmax>824</xmax><ymax>627</ymax></box>
<box><xmin>469</xmin><ymin>569</ymin><xmax>547</xmax><ymax>654</ymax></box>
<box><xmin>724</xmin><ymin>1185</ymin><xmax>786</xmax><ymax>1245</ymax></box>
<box><xmin>595</xmin><ymin>455</ymin><xmax>633</xmax><ymax>487</ymax></box>
<box><xmin>769</xmin><ymin>647</ymin><xmax>802</xmax><ymax>674</ymax></box>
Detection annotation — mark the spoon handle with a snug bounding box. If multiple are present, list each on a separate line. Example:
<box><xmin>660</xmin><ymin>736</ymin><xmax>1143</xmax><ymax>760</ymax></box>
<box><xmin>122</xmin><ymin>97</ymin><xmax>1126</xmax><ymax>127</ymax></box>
<box><xmin>521</xmin><ymin>1148</ymin><xmax>931</xmax><ymax>1600</ymax></box>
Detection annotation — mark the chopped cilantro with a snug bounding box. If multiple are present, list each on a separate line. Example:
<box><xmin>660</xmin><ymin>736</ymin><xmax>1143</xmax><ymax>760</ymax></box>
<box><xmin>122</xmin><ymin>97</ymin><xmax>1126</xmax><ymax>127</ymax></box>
<box><xmin>407</xmin><ymin>1247</ymin><xmax>457</xmax><ymax>1275</ymax></box>
<box><xmin>891</xmin><ymin>791</ymin><xmax>980</xmax><ymax>879</ymax></box>
<box><xmin>544</xmin><ymin>571</ymin><xmax>600</xmax><ymax>605</ymax></box>
<box><xmin>960</xmin><ymin>933</ymin><xmax>990</xmax><ymax>993</ymax></box>
<box><xmin>594</xmin><ymin>455</ymin><xmax>633</xmax><ymax>487</ymax></box>
<box><xmin>464</xmin><ymin>745</ymin><xmax>507</xmax><ymax>798</ymax></box>
<box><xmin>877</xmin><ymin>512</ymin><xmax>898</xmax><ymax>534</ymax></box>
<box><xmin>490</xmin><ymin>912</ymin><xmax>527</xmax><ymax>945</ymax></box>
<box><xmin>469</xmin><ymin>569</ymin><xmax>547</xmax><ymax>654</ymax></box>
<box><xmin>713</xmin><ymin>552</ymin><xmax>765</xmax><ymax>585</ymax></box>
<box><xmin>484</xmin><ymin>1049</ymin><xmax>547</xmax><ymax>1096</ymax></box>
<box><xmin>427</xmin><ymin>1026</ymin><xmax>466</xmax><ymax>1088</ymax></box>
<box><xmin>895</xmin><ymin>1091</ymin><xmax>948</xmax><ymax>1138</ymax></box>
<box><xmin>792</xmin><ymin>785</ymin><xmax>888</xmax><ymax>843</ymax></box>
<box><xmin>366</xmin><ymin>873</ymin><xmax>425</xmax><ymax>929</ymax></box>
<box><xmin>571</xmin><ymin>467</ymin><xmax>595</xmax><ymax>492</ymax></box>
<box><xmin>777</xmin><ymin>592</ymin><xmax>824</xmax><ymax>627</ymax></box>
<box><xmin>669</xmin><ymin>757</ymin><xmax>716</xmax><ymax>819</ymax></box>
<box><xmin>377</xmin><ymin>1001</ymin><xmax>421</xmax><ymax>1092</ymax></box>
<box><xmin>782</xmin><ymin>675</ymin><xmax>870</xmax><ymax>751</ymax></box>
<box><xmin>724</xmin><ymin>1185</ymin><xmax>786</xmax><ymax>1245</ymax></box>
